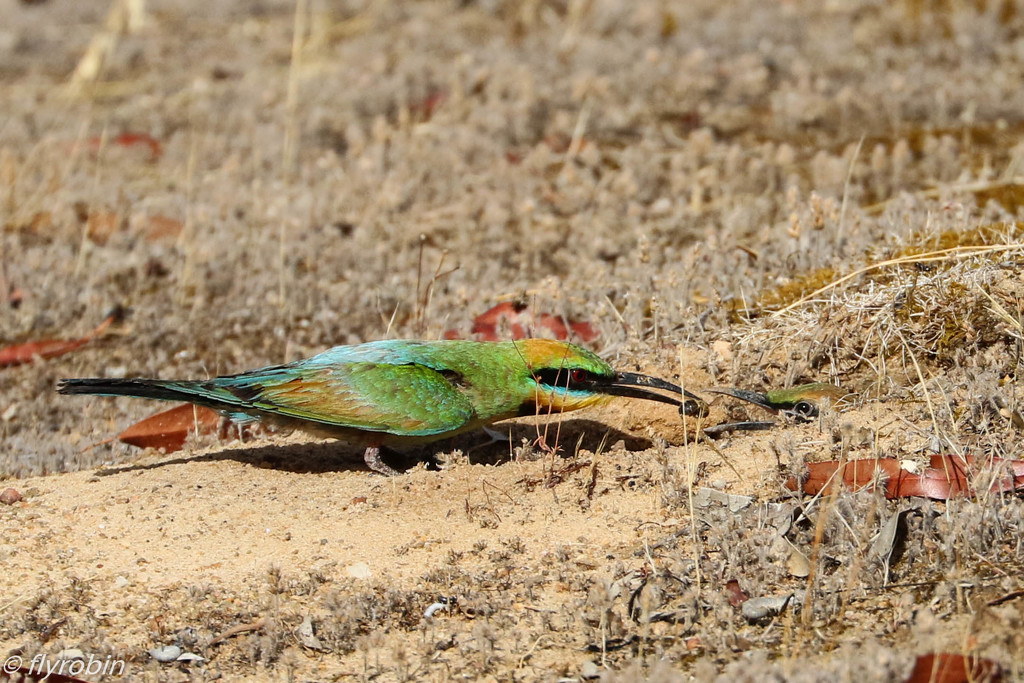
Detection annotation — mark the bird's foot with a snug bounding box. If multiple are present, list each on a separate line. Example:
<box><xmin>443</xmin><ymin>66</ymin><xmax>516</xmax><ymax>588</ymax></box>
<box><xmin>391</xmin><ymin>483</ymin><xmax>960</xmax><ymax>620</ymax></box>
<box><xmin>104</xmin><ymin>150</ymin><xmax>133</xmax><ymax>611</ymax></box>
<box><xmin>481</xmin><ymin>425</ymin><xmax>508</xmax><ymax>444</ymax></box>
<box><xmin>363</xmin><ymin>445</ymin><xmax>402</xmax><ymax>476</ymax></box>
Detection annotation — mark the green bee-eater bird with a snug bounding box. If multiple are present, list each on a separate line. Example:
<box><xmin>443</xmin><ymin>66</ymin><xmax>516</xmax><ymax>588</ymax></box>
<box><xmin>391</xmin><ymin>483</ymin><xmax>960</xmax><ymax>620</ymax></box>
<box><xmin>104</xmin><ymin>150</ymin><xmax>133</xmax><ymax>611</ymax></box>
<box><xmin>58</xmin><ymin>339</ymin><xmax>706</xmax><ymax>475</ymax></box>
<box><xmin>706</xmin><ymin>383</ymin><xmax>847</xmax><ymax>422</ymax></box>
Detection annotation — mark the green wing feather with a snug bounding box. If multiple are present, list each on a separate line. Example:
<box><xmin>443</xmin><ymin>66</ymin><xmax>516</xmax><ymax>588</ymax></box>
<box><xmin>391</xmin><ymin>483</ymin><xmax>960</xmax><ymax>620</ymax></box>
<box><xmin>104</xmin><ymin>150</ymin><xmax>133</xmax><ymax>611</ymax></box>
<box><xmin>216</xmin><ymin>362</ymin><xmax>476</xmax><ymax>437</ymax></box>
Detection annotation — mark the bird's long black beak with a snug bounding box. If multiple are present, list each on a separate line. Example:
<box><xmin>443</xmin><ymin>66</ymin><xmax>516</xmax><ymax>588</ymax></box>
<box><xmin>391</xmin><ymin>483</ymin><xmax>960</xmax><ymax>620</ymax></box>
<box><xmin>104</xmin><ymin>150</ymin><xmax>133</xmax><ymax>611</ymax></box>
<box><xmin>704</xmin><ymin>387</ymin><xmax>776</xmax><ymax>411</ymax></box>
<box><xmin>601</xmin><ymin>372</ymin><xmax>708</xmax><ymax>417</ymax></box>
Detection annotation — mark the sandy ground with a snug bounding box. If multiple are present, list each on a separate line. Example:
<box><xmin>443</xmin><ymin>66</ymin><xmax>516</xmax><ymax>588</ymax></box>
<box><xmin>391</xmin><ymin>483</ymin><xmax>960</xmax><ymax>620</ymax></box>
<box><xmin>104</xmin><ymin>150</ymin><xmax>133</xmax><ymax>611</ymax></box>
<box><xmin>2</xmin><ymin>0</ymin><xmax>1024</xmax><ymax>680</ymax></box>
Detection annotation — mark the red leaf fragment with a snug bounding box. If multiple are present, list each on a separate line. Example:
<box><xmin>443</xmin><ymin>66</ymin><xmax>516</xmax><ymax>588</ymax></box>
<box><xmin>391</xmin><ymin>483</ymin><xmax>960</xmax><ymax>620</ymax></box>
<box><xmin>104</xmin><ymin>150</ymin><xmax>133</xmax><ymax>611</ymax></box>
<box><xmin>0</xmin><ymin>313</ymin><xmax>116</xmax><ymax>368</ymax></box>
<box><xmin>114</xmin><ymin>132</ymin><xmax>163</xmax><ymax>158</ymax></box>
<box><xmin>724</xmin><ymin>579</ymin><xmax>750</xmax><ymax>607</ymax></box>
<box><xmin>0</xmin><ymin>338</ymin><xmax>90</xmax><ymax>367</ymax></box>
<box><xmin>905</xmin><ymin>653</ymin><xmax>1002</xmax><ymax>683</ymax></box>
<box><xmin>87</xmin><ymin>131</ymin><xmax>163</xmax><ymax>161</ymax></box>
<box><xmin>786</xmin><ymin>455</ymin><xmax>1024</xmax><ymax>501</ymax></box>
<box><xmin>118</xmin><ymin>404</ymin><xmax>221</xmax><ymax>452</ymax></box>
<box><xmin>446</xmin><ymin>301</ymin><xmax>598</xmax><ymax>342</ymax></box>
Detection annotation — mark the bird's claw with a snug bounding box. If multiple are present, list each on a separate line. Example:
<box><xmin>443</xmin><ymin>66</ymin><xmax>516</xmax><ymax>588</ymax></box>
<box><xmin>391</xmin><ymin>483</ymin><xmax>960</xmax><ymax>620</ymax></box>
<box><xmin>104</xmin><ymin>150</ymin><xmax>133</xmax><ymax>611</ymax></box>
<box><xmin>363</xmin><ymin>445</ymin><xmax>402</xmax><ymax>476</ymax></box>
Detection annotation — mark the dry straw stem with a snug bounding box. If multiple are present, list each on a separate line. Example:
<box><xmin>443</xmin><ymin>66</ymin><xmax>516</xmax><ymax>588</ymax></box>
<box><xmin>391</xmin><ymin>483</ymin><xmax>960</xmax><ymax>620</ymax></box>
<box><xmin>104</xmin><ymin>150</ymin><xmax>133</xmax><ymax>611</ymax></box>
<box><xmin>74</xmin><ymin>126</ymin><xmax>108</xmax><ymax>276</ymax></box>
<box><xmin>175</xmin><ymin>134</ymin><xmax>201</xmax><ymax>308</ymax></box>
<box><xmin>414</xmin><ymin>238</ymin><xmax>456</xmax><ymax>338</ymax></box>
<box><xmin>836</xmin><ymin>135</ymin><xmax>864</xmax><ymax>242</ymax></box>
<box><xmin>976</xmin><ymin>283</ymin><xmax>1024</xmax><ymax>337</ymax></box>
<box><xmin>891</xmin><ymin>323</ymin><xmax>961</xmax><ymax>464</ymax></box>
<box><xmin>558</xmin><ymin>99</ymin><xmax>591</xmax><ymax>183</ymax></box>
<box><xmin>283</xmin><ymin>0</ymin><xmax>310</xmax><ymax>176</ymax></box>
<box><xmin>678</xmin><ymin>345</ymin><xmax>704</xmax><ymax>597</ymax></box>
<box><xmin>771</xmin><ymin>243</ymin><xmax>1022</xmax><ymax>318</ymax></box>
<box><xmin>68</xmin><ymin>0</ymin><xmax>146</xmax><ymax>91</ymax></box>
<box><xmin>797</xmin><ymin>449</ymin><xmax>849</xmax><ymax>632</ymax></box>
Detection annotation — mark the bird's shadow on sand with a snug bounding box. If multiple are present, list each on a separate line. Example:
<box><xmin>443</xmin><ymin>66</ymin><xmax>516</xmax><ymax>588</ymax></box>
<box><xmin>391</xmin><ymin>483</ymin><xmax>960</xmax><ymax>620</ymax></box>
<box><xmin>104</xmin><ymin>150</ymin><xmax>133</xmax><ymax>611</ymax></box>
<box><xmin>93</xmin><ymin>419</ymin><xmax>653</xmax><ymax>476</ymax></box>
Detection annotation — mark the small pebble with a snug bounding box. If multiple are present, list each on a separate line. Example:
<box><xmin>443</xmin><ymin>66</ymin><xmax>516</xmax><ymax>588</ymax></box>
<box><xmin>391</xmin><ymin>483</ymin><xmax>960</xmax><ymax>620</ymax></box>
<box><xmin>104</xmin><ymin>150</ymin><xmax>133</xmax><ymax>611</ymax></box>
<box><xmin>0</xmin><ymin>488</ymin><xmax>22</xmax><ymax>505</ymax></box>
<box><xmin>649</xmin><ymin>197</ymin><xmax>673</xmax><ymax>216</ymax></box>
<box><xmin>423</xmin><ymin>602</ymin><xmax>448</xmax><ymax>618</ymax></box>
<box><xmin>149</xmin><ymin>645</ymin><xmax>182</xmax><ymax>663</ymax></box>
<box><xmin>175</xmin><ymin>652</ymin><xmax>205</xmax><ymax>663</ymax></box>
<box><xmin>346</xmin><ymin>562</ymin><xmax>371</xmax><ymax>579</ymax></box>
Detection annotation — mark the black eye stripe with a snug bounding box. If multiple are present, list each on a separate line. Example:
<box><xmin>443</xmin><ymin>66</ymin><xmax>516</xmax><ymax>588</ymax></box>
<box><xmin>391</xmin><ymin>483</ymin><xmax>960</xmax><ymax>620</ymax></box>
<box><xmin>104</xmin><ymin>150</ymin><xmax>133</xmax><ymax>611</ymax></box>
<box><xmin>535</xmin><ymin>368</ymin><xmax>596</xmax><ymax>387</ymax></box>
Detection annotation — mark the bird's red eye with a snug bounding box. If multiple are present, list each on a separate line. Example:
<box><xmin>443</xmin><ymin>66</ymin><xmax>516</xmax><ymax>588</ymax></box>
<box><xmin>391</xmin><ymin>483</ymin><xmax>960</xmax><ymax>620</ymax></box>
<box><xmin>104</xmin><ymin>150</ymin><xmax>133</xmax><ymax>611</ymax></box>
<box><xmin>570</xmin><ymin>369</ymin><xmax>587</xmax><ymax>383</ymax></box>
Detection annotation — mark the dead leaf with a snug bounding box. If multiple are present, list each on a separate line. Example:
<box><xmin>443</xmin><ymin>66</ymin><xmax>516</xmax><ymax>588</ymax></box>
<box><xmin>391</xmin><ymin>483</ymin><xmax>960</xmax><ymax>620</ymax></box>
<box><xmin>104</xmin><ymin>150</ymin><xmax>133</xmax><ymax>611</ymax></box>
<box><xmin>724</xmin><ymin>579</ymin><xmax>749</xmax><ymax>607</ymax></box>
<box><xmin>118</xmin><ymin>404</ymin><xmax>221</xmax><ymax>452</ymax></box>
<box><xmin>785</xmin><ymin>455</ymin><xmax>1024</xmax><ymax>500</ymax></box>
<box><xmin>871</xmin><ymin>507</ymin><xmax>905</xmax><ymax>564</ymax></box>
<box><xmin>0</xmin><ymin>312</ymin><xmax>116</xmax><ymax>368</ymax></box>
<box><xmin>295</xmin><ymin>615</ymin><xmax>328</xmax><ymax>652</ymax></box>
<box><xmin>871</xmin><ymin>507</ymin><xmax>918</xmax><ymax>583</ymax></box>
<box><xmin>694</xmin><ymin>487</ymin><xmax>753</xmax><ymax>511</ymax></box>
<box><xmin>88</xmin><ymin>131</ymin><xmax>163</xmax><ymax>161</ymax></box>
<box><xmin>904</xmin><ymin>653</ymin><xmax>1002</xmax><ymax>683</ymax></box>
<box><xmin>785</xmin><ymin>540</ymin><xmax>811</xmax><ymax>578</ymax></box>
<box><xmin>446</xmin><ymin>301</ymin><xmax>598</xmax><ymax>342</ymax></box>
